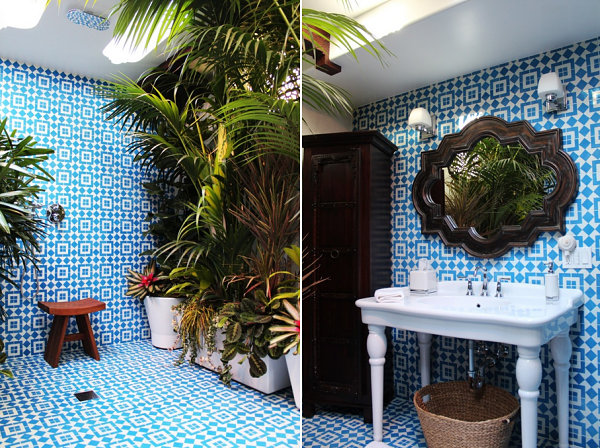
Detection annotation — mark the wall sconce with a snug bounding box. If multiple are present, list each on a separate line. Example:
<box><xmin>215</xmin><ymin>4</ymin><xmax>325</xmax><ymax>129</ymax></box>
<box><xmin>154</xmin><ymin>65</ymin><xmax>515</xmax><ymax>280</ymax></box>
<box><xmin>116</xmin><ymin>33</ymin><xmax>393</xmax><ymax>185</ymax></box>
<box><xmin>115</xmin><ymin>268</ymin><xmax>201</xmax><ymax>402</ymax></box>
<box><xmin>537</xmin><ymin>72</ymin><xmax>568</xmax><ymax>113</ymax></box>
<box><xmin>408</xmin><ymin>107</ymin><xmax>436</xmax><ymax>141</ymax></box>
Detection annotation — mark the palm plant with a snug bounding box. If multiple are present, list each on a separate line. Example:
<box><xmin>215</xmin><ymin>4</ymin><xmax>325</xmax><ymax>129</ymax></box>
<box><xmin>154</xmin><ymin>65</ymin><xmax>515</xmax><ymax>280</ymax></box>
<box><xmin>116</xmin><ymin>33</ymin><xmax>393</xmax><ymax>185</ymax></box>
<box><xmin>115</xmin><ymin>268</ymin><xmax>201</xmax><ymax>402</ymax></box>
<box><xmin>0</xmin><ymin>118</ymin><xmax>54</xmax><ymax>377</ymax></box>
<box><xmin>445</xmin><ymin>137</ymin><xmax>556</xmax><ymax>237</ymax></box>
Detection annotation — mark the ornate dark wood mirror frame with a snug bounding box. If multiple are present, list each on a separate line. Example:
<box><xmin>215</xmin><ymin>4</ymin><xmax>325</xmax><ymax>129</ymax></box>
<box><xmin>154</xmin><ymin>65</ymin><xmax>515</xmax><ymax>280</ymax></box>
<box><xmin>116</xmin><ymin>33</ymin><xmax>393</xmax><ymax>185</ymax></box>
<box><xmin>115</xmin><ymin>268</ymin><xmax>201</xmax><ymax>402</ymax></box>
<box><xmin>412</xmin><ymin>116</ymin><xmax>578</xmax><ymax>258</ymax></box>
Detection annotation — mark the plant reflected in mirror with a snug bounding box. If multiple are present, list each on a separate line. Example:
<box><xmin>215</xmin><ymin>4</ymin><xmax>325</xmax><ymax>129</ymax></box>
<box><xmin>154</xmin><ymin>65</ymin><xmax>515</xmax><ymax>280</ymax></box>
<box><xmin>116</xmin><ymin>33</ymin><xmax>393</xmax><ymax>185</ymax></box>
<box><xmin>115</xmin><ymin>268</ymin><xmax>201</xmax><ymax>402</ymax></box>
<box><xmin>443</xmin><ymin>137</ymin><xmax>556</xmax><ymax>238</ymax></box>
<box><xmin>412</xmin><ymin>116</ymin><xmax>577</xmax><ymax>258</ymax></box>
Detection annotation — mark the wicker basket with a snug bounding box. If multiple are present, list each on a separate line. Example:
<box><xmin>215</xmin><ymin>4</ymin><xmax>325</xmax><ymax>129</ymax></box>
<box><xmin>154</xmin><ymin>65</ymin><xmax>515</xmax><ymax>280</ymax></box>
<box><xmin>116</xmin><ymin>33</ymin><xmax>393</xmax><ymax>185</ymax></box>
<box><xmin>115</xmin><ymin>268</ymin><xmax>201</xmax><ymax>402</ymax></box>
<box><xmin>414</xmin><ymin>381</ymin><xmax>519</xmax><ymax>448</ymax></box>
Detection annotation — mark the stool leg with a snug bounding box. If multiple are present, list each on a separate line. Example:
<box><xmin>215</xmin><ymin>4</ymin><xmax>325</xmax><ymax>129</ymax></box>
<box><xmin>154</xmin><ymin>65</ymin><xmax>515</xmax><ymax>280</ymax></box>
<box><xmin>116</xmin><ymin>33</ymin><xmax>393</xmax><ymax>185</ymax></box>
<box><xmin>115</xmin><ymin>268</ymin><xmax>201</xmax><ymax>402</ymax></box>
<box><xmin>45</xmin><ymin>315</ymin><xmax>69</xmax><ymax>368</ymax></box>
<box><xmin>76</xmin><ymin>314</ymin><xmax>100</xmax><ymax>361</ymax></box>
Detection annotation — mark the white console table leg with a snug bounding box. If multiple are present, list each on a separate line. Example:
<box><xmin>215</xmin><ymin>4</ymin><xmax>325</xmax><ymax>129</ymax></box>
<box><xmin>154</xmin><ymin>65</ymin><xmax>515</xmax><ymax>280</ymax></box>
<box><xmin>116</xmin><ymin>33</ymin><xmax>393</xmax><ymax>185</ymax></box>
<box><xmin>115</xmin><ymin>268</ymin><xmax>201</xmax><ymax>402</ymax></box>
<box><xmin>550</xmin><ymin>331</ymin><xmax>572</xmax><ymax>448</ymax></box>
<box><xmin>516</xmin><ymin>345</ymin><xmax>542</xmax><ymax>448</ymax></box>
<box><xmin>366</xmin><ymin>325</ymin><xmax>390</xmax><ymax>448</ymax></box>
<box><xmin>417</xmin><ymin>332</ymin><xmax>432</xmax><ymax>388</ymax></box>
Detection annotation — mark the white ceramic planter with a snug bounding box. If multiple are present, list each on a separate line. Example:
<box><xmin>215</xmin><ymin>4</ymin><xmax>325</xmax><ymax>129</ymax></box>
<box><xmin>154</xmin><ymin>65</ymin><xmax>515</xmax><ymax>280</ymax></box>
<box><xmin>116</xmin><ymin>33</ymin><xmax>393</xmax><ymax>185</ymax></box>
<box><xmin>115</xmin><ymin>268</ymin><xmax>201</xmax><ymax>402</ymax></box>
<box><xmin>193</xmin><ymin>330</ymin><xmax>290</xmax><ymax>394</ymax></box>
<box><xmin>285</xmin><ymin>351</ymin><xmax>301</xmax><ymax>409</ymax></box>
<box><xmin>144</xmin><ymin>296</ymin><xmax>184</xmax><ymax>349</ymax></box>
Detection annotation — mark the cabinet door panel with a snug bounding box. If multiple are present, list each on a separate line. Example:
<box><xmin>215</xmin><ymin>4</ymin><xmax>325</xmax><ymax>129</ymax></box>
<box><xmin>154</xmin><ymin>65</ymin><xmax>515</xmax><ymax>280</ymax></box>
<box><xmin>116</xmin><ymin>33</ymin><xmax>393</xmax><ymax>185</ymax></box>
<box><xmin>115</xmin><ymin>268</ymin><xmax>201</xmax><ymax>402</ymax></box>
<box><xmin>312</xmin><ymin>151</ymin><xmax>358</xmax><ymax>204</ymax></box>
<box><xmin>315</xmin><ymin>252</ymin><xmax>356</xmax><ymax>294</ymax></box>
<box><xmin>314</xmin><ymin>336</ymin><xmax>359</xmax><ymax>388</ymax></box>
<box><xmin>316</xmin><ymin>297</ymin><xmax>357</xmax><ymax>337</ymax></box>
<box><xmin>315</xmin><ymin>206</ymin><xmax>356</xmax><ymax>248</ymax></box>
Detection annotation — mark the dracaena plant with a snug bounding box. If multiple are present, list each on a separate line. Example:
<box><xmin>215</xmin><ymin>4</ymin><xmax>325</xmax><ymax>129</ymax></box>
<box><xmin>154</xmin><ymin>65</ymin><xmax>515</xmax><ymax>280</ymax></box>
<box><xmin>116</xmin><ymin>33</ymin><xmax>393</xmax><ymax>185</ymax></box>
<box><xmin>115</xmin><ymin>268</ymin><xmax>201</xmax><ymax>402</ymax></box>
<box><xmin>0</xmin><ymin>118</ymin><xmax>54</xmax><ymax>378</ymax></box>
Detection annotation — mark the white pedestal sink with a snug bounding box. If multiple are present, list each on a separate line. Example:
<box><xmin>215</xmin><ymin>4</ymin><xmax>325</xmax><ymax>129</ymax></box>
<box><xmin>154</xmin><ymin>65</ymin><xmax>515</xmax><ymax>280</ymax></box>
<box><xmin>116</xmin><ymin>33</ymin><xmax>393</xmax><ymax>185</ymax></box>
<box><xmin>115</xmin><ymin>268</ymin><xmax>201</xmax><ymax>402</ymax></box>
<box><xmin>356</xmin><ymin>280</ymin><xmax>584</xmax><ymax>448</ymax></box>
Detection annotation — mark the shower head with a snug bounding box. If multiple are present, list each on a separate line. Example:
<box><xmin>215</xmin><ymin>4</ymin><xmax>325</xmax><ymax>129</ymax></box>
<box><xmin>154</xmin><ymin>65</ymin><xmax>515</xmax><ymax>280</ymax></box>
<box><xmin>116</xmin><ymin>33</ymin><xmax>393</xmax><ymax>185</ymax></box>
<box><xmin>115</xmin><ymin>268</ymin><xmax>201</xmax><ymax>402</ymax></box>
<box><xmin>66</xmin><ymin>9</ymin><xmax>109</xmax><ymax>31</ymax></box>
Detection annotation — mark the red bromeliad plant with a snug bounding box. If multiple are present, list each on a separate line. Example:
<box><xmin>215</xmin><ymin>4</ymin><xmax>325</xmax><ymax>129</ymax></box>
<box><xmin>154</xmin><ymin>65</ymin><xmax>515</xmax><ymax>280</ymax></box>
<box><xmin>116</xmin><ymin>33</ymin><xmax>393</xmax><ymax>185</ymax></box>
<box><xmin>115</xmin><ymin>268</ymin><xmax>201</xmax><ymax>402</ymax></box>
<box><xmin>125</xmin><ymin>260</ymin><xmax>171</xmax><ymax>301</ymax></box>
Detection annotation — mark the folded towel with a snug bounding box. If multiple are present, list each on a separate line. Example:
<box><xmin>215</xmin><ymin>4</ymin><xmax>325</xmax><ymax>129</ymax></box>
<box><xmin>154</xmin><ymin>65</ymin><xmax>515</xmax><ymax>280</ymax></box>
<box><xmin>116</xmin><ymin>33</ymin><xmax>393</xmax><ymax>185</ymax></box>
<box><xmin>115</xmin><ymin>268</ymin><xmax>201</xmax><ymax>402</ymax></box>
<box><xmin>374</xmin><ymin>287</ymin><xmax>405</xmax><ymax>303</ymax></box>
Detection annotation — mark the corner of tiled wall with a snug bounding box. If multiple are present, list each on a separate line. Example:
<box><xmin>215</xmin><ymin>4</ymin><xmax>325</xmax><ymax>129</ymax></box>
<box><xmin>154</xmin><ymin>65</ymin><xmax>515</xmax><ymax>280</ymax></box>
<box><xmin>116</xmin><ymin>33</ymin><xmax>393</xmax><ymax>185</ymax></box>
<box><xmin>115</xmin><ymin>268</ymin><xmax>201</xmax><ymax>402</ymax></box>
<box><xmin>0</xmin><ymin>59</ymin><xmax>155</xmax><ymax>359</ymax></box>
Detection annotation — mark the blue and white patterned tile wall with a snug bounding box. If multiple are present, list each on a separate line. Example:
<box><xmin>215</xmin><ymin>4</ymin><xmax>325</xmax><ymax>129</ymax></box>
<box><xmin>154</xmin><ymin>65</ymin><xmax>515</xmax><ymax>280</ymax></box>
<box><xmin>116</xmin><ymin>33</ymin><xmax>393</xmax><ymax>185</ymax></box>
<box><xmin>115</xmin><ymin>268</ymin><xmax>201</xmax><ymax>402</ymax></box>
<box><xmin>355</xmin><ymin>37</ymin><xmax>600</xmax><ymax>446</ymax></box>
<box><xmin>0</xmin><ymin>59</ymin><xmax>155</xmax><ymax>359</ymax></box>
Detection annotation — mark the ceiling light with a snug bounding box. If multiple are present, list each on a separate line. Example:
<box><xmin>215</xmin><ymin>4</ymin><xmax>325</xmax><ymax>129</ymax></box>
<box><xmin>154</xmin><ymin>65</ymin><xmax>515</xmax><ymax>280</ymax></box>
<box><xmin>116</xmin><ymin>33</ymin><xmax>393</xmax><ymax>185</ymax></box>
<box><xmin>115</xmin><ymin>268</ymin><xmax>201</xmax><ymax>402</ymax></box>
<box><xmin>537</xmin><ymin>72</ymin><xmax>568</xmax><ymax>113</ymax></box>
<box><xmin>0</xmin><ymin>0</ymin><xmax>46</xmax><ymax>31</ymax></box>
<box><xmin>103</xmin><ymin>12</ymin><xmax>172</xmax><ymax>64</ymax></box>
<box><xmin>408</xmin><ymin>107</ymin><xmax>436</xmax><ymax>141</ymax></box>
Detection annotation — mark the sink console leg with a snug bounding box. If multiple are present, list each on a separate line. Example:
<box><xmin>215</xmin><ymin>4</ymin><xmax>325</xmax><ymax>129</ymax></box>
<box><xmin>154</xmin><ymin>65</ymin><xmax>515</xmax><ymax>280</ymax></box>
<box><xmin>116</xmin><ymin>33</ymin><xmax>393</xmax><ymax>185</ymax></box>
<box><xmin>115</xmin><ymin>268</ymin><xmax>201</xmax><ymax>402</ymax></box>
<box><xmin>516</xmin><ymin>345</ymin><xmax>542</xmax><ymax>448</ymax></box>
<box><xmin>417</xmin><ymin>332</ymin><xmax>432</xmax><ymax>388</ymax></box>
<box><xmin>366</xmin><ymin>324</ymin><xmax>391</xmax><ymax>448</ymax></box>
<box><xmin>550</xmin><ymin>331</ymin><xmax>572</xmax><ymax>448</ymax></box>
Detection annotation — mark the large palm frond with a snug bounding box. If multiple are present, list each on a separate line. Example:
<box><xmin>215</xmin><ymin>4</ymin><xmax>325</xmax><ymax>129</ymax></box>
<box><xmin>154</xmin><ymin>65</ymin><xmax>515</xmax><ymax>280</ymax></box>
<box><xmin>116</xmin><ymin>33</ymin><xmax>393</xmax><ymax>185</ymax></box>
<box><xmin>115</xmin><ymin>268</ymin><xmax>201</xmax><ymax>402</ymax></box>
<box><xmin>216</xmin><ymin>92</ymin><xmax>299</xmax><ymax>162</ymax></box>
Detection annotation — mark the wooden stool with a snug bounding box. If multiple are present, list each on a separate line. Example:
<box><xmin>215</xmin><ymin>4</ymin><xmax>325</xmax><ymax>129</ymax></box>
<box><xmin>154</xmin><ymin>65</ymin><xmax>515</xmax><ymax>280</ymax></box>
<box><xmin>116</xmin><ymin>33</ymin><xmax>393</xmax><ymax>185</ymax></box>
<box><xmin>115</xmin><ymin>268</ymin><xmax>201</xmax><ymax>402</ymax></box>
<box><xmin>37</xmin><ymin>298</ymin><xmax>106</xmax><ymax>368</ymax></box>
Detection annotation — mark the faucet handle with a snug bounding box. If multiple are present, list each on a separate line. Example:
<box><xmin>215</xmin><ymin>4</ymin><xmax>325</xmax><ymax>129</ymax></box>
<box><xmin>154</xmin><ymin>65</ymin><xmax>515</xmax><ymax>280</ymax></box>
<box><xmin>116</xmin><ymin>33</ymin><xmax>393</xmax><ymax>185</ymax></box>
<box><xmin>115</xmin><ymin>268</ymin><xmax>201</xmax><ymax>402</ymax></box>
<box><xmin>495</xmin><ymin>276</ymin><xmax>511</xmax><ymax>297</ymax></box>
<box><xmin>458</xmin><ymin>274</ymin><xmax>474</xmax><ymax>295</ymax></box>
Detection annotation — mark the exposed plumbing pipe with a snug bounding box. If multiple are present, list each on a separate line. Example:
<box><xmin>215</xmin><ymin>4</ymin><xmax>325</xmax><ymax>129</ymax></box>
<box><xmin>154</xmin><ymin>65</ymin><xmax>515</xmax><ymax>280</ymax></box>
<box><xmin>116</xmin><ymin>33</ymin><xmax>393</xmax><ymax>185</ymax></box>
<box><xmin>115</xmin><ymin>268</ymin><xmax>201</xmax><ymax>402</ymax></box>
<box><xmin>468</xmin><ymin>340</ymin><xmax>509</xmax><ymax>390</ymax></box>
<box><xmin>468</xmin><ymin>339</ymin><xmax>476</xmax><ymax>383</ymax></box>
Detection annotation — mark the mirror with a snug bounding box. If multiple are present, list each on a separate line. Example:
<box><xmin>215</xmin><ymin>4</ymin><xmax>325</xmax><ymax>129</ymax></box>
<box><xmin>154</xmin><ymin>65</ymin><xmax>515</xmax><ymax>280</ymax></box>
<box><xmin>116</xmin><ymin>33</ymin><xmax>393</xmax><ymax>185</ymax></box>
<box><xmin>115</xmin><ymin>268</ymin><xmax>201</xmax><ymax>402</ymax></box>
<box><xmin>412</xmin><ymin>116</ymin><xmax>578</xmax><ymax>258</ymax></box>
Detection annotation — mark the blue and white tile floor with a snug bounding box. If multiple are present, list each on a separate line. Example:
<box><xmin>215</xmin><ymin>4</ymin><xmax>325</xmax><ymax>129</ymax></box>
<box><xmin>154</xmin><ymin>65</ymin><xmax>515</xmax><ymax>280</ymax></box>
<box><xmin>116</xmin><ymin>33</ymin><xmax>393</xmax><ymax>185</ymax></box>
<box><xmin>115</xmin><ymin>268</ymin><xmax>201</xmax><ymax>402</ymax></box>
<box><xmin>302</xmin><ymin>399</ymin><xmax>554</xmax><ymax>447</ymax></box>
<box><xmin>0</xmin><ymin>341</ymin><xmax>300</xmax><ymax>447</ymax></box>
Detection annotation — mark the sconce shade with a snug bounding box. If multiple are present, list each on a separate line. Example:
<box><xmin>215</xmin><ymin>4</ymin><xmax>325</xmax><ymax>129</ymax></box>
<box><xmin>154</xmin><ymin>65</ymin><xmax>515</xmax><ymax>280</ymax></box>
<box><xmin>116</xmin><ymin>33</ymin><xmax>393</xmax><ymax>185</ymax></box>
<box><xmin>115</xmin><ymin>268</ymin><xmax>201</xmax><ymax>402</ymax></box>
<box><xmin>408</xmin><ymin>107</ymin><xmax>433</xmax><ymax>129</ymax></box>
<box><xmin>538</xmin><ymin>72</ymin><xmax>564</xmax><ymax>100</ymax></box>
<box><xmin>537</xmin><ymin>71</ymin><xmax>567</xmax><ymax>113</ymax></box>
<box><xmin>408</xmin><ymin>107</ymin><xmax>436</xmax><ymax>140</ymax></box>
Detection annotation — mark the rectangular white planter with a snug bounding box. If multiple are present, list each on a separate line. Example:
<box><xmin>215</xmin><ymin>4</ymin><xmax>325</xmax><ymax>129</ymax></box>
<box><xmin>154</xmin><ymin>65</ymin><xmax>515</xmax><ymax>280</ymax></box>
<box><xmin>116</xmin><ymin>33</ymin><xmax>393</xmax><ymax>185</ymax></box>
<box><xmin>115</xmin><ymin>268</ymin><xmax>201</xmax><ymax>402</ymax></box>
<box><xmin>191</xmin><ymin>330</ymin><xmax>290</xmax><ymax>394</ymax></box>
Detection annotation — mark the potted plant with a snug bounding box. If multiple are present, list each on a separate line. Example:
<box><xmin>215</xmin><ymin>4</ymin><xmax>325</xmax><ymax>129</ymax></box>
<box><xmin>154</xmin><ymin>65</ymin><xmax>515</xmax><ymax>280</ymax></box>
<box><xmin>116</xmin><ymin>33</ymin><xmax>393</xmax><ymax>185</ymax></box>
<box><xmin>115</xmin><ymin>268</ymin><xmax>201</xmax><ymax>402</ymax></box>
<box><xmin>102</xmin><ymin>1</ymin><xmax>300</xmax><ymax>391</ymax></box>
<box><xmin>126</xmin><ymin>260</ymin><xmax>183</xmax><ymax>349</ymax></box>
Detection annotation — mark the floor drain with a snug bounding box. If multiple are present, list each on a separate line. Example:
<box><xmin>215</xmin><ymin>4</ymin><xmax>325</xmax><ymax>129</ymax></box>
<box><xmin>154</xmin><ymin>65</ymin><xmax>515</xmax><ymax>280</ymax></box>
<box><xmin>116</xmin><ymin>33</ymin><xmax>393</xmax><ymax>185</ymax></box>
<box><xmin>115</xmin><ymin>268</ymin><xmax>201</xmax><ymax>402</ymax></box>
<box><xmin>74</xmin><ymin>390</ymin><xmax>99</xmax><ymax>401</ymax></box>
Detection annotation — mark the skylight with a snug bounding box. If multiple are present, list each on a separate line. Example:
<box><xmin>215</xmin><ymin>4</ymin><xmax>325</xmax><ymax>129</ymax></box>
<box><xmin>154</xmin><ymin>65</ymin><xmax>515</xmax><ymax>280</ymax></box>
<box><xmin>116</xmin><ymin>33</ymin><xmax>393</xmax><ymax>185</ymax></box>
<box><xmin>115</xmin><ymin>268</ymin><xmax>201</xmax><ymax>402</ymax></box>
<box><xmin>0</xmin><ymin>0</ymin><xmax>46</xmax><ymax>30</ymax></box>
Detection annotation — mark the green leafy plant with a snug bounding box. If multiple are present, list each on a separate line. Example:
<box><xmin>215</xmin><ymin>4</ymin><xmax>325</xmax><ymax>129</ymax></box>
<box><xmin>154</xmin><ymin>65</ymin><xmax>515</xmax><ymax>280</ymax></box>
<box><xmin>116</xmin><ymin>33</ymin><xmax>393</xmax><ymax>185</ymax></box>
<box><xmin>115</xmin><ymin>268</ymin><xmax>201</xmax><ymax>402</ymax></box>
<box><xmin>172</xmin><ymin>294</ymin><xmax>218</xmax><ymax>369</ymax></box>
<box><xmin>217</xmin><ymin>286</ymin><xmax>281</xmax><ymax>383</ymax></box>
<box><xmin>0</xmin><ymin>118</ymin><xmax>54</xmax><ymax>378</ymax></box>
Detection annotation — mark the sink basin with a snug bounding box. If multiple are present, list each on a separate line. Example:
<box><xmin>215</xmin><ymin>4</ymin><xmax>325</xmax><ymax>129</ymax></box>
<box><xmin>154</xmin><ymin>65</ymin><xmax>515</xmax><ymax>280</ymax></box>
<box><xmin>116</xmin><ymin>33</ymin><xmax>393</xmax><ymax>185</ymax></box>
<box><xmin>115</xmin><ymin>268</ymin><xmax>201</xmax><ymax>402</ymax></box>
<box><xmin>356</xmin><ymin>281</ymin><xmax>583</xmax><ymax>346</ymax></box>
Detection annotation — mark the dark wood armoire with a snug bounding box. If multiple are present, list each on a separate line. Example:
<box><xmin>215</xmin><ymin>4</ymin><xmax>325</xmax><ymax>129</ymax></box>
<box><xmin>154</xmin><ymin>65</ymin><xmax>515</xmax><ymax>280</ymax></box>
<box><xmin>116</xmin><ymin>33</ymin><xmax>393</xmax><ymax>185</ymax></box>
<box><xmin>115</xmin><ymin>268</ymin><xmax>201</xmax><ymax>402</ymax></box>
<box><xmin>302</xmin><ymin>131</ymin><xmax>396</xmax><ymax>421</ymax></box>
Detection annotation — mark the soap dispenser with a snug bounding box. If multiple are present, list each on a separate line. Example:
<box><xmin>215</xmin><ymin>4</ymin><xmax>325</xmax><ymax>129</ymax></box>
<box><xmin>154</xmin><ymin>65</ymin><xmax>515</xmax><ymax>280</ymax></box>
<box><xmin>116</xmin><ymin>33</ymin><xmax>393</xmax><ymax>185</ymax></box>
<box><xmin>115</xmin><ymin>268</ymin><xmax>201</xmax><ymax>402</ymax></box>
<box><xmin>545</xmin><ymin>261</ymin><xmax>559</xmax><ymax>304</ymax></box>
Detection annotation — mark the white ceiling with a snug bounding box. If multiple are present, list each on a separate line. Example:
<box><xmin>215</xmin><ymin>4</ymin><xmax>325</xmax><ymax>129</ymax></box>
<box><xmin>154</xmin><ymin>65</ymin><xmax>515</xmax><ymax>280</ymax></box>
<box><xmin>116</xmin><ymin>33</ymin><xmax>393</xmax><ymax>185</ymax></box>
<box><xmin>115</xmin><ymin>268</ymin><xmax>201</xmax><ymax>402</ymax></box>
<box><xmin>306</xmin><ymin>0</ymin><xmax>600</xmax><ymax>107</ymax></box>
<box><xmin>0</xmin><ymin>0</ymin><xmax>167</xmax><ymax>82</ymax></box>
<box><xmin>303</xmin><ymin>0</ymin><xmax>389</xmax><ymax>18</ymax></box>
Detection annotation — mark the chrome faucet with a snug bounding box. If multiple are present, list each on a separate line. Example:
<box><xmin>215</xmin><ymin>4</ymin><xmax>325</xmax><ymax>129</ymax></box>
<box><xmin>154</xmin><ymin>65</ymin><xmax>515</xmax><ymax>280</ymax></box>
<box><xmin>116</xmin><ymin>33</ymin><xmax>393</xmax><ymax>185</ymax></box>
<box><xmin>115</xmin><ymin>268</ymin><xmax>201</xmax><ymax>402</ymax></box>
<box><xmin>474</xmin><ymin>265</ymin><xmax>488</xmax><ymax>296</ymax></box>
<box><xmin>494</xmin><ymin>276</ymin><xmax>511</xmax><ymax>298</ymax></box>
<box><xmin>457</xmin><ymin>274</ymin><xmax>474</xmax><ymax>295</ymax></box>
